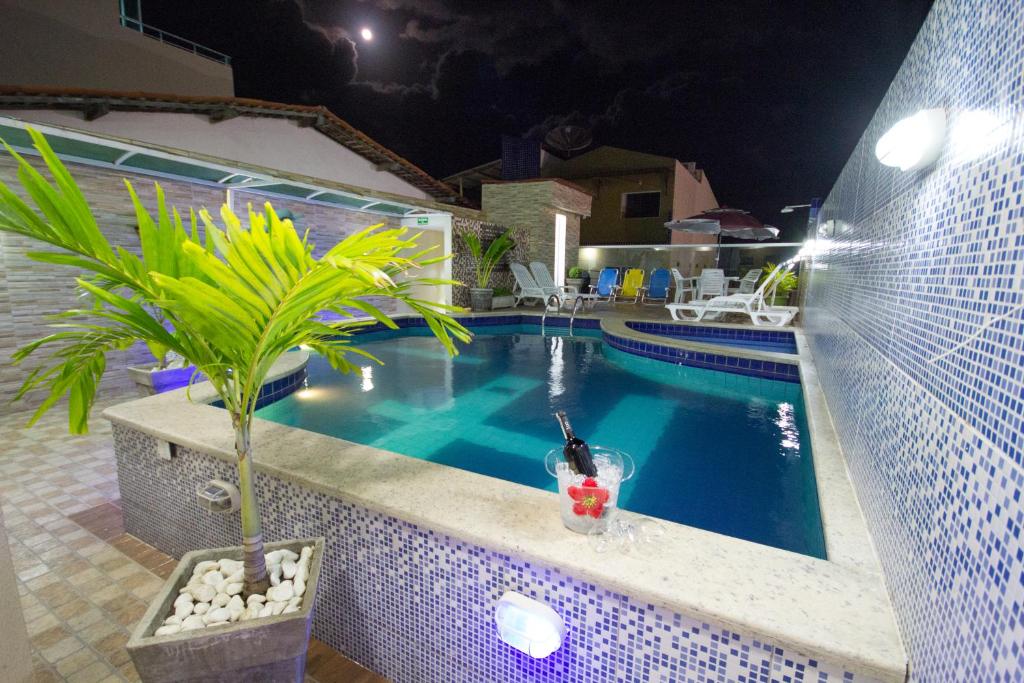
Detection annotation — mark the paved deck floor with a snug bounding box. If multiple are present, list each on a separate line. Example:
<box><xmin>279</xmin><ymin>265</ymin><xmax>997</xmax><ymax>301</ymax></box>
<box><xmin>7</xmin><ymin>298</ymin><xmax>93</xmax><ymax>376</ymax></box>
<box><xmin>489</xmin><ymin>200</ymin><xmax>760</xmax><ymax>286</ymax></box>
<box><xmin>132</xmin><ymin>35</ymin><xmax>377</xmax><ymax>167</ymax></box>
<box><xmin>0</xmin><ymin>397</ymin><xmax>384</xmax><ymax>683</ymax></box>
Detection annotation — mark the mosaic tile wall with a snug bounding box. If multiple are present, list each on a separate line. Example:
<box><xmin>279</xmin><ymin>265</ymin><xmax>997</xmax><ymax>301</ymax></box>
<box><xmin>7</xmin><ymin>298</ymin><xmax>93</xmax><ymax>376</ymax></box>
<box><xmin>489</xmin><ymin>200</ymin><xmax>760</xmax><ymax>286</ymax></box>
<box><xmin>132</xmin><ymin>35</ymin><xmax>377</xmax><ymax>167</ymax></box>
<box><xmin>803</xmin><ymin>0</ymin><xmax>1024</xmax><ymax>680</ymax></box>
<box><xmin>111</xmin><ymin>424</ymin><xmax>876</xmax><ymax>683</ymax></box>
<box><xmin>451</xmin><ymin>216</ymin><xmax>529</xmax><ymax>308</ymax></box>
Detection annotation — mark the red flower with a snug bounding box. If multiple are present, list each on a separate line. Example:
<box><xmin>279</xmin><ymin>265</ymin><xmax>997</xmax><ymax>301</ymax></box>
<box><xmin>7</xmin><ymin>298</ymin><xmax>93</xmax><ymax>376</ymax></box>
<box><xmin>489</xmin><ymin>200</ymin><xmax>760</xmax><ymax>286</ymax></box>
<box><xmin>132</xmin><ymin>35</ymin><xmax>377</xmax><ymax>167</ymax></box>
<box><xmin>567</xmin><ymin>477</ymin><xmax>610</xmax><ymax>518</ymax></box>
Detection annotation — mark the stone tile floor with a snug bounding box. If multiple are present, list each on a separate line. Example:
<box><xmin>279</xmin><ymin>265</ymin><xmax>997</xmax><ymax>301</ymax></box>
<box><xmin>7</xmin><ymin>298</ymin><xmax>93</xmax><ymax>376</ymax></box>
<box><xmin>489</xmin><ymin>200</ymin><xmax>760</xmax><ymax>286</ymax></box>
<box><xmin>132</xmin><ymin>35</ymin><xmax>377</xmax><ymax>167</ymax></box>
<box><xmin>1</xmin><ymin>396</ymin><xmax>385</xmax><ymax>683</ymax></box>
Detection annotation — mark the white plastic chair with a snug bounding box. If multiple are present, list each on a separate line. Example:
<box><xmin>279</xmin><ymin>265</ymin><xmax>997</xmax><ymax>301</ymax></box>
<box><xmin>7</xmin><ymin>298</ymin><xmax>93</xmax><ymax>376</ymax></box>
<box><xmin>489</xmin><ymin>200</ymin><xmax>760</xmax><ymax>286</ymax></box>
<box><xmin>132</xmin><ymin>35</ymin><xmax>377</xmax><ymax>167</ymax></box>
<box><xmin>529</xmin><ymin>262</ymin><xmax>578</xmax><ymax>301</ymax></box>
<box><xmin>670</xmin><ymin>268</ymin><xmax>694</xmax><ymax>303</ymax></box>
<box><xmin>734</xmin><ymin>269</ymin><xmax>762</xmax><ymax>294</ymax></box>
<box><xmin>695</xmin><ymin>269</ymin><xmax>725</xmax><ymax>300</ymax></box>
<box><xmin>510</xmin><ymin>263</ymin><xmax>549</xmax><ymax>306</ymax></box>
<box><xmin>665</xmin><ymin>264</ymin><xmax>799</xmax><ymax>327</ymax></box>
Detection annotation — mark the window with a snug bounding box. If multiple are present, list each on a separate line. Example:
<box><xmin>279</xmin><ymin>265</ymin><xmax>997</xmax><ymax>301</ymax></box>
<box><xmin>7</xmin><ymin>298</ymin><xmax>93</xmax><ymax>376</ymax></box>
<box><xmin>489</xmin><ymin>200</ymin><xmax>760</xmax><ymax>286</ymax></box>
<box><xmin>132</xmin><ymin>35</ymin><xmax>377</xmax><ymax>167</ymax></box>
<box><xmin>621</xmin><ymin>192</ymin><xmax>661</xmax><ymax>218</ymax></box>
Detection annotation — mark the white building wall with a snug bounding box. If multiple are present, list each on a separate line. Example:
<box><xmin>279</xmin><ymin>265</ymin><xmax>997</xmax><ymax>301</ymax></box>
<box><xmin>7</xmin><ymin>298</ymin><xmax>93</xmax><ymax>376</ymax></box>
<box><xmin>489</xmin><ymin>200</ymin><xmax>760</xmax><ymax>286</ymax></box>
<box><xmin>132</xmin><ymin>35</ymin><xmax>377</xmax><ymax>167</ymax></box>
<box><xmin>0</xmin><ymin>0</ymin><xmax>234</xmax><ymax>96</ymax></box>
<box><xmin>11</xmin><ymin>110</ymin><xmax>433</xmax><ymax>202</ymax></box>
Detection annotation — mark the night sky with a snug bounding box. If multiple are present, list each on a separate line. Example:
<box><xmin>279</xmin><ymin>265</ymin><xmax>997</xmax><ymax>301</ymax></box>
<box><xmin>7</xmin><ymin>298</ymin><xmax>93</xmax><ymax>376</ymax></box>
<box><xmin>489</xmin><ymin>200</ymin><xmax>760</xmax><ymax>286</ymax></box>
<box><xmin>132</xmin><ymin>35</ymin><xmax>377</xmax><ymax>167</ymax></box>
<box><xmin>143</xmin><ymin>0</ymin><xmax>933</xmax><ymax>240</ymax></box>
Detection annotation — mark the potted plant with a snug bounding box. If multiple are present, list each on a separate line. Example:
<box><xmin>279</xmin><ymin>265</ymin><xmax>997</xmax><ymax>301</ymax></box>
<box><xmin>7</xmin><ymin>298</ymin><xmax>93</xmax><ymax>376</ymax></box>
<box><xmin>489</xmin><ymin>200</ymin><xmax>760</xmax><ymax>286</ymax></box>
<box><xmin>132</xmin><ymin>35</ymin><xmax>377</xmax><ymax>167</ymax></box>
<box><xmin>0</xmin><ymin>130</ymin><xmax>470</xmax><ymax>681</ymax></box>
<box><xmin>462</xmin><ymin>229</ymin><xmax>515</xmax><ymax>312</ymax></box>
<box><xmin>126</xmin><ymin>321</ymin><xmax>200</xmax><ymax>395</ymax></box>
<box><xmin>566</xmin><ymin>266</ymin><xmax>589</xmax><ymax>293</ymax></box>
<box><xmin>490</xmin><ymin>287</ymin><xmax>515</xmax><ymax>310</ymax></box>
<box><xmin>761</xmin><ymin>262</ymin><xmax>799</xmax><ymax>306</ymax></box>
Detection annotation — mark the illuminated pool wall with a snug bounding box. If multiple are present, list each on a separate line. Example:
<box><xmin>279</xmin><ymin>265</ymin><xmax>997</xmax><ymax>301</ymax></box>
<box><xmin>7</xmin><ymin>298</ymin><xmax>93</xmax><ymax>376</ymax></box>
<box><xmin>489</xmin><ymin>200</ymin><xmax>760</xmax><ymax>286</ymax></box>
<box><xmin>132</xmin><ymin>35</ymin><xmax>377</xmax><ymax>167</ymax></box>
<box><xmin>803</xmin><ymin>0</ymin><xmax>1024</xmax><ymax>679</ymax></box>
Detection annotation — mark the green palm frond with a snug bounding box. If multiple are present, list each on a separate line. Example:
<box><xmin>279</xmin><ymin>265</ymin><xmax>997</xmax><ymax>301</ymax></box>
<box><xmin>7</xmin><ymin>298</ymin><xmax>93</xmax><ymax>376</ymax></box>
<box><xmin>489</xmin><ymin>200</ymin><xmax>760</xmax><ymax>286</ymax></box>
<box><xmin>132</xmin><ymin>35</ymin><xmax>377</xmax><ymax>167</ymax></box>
<box><xmin>0</xmin><ymin>127</ymin><xmax>472</xmax><ymax>433</ymax></box>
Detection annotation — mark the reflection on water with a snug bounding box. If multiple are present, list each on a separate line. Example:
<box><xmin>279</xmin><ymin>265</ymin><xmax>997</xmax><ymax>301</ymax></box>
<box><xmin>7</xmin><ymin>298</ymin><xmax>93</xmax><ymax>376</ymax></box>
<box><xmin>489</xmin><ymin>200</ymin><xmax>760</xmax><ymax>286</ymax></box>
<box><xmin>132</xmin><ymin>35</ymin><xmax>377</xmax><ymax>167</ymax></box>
<box><xmin>257</xmin><ymin>326</ymin><xmax>825</xmax><ymax>558</ymax></box>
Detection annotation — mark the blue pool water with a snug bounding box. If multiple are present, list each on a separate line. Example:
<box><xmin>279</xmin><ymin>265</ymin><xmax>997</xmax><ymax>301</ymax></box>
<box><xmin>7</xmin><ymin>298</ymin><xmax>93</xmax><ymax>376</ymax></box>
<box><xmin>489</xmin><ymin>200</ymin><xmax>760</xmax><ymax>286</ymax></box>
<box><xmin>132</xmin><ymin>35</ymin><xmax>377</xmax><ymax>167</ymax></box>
<box><xmin>257</xmin><ymin>325</ymin><xmax>825</xmax><ymax>558</ymax></box>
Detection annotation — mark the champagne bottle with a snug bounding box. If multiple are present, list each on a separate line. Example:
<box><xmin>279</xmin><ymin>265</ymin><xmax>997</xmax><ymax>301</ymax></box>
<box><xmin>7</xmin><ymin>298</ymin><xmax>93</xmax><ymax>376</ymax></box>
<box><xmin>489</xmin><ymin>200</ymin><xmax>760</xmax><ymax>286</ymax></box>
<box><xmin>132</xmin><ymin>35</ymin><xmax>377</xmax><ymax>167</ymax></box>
<box><xmin>554</xmin><ymin>411</ymin><xmax>598</xmax><ymax>477</ymax></box>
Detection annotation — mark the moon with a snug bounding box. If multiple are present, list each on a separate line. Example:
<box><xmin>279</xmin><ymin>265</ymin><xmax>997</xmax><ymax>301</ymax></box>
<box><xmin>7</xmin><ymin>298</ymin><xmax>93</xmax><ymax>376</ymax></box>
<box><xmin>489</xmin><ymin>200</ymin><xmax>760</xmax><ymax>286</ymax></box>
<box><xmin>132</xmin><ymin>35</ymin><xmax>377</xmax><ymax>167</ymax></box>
<box><xmin>360</xmin><ymin>27</ymin><xmax>373</xmax><ymax>41</ymax></box>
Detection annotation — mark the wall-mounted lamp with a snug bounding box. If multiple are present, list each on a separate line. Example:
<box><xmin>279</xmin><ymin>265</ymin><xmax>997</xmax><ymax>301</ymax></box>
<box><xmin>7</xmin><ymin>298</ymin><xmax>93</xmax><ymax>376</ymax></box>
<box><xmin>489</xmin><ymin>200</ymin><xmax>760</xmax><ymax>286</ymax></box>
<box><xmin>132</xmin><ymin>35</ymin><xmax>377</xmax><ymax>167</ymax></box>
<box><xmin>494</xmin><ymin>591</ymin><xmax>565</xmax><ymax>659</ymax></box>
<box><xmin>780</xmin><ymin>204</ymin><xmax>811</xmax><ymax>214</ymax></box>
<box><xmin>874</xmin><ymin>108</ymin><xmax>946</xmax><ymax>171</ymax></box>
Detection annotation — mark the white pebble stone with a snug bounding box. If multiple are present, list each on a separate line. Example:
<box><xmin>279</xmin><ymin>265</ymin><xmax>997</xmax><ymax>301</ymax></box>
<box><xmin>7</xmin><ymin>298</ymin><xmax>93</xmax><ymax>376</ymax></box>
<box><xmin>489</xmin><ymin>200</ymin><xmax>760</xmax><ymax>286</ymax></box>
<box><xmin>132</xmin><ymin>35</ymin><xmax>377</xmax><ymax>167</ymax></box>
<box><xmin>258</xmin><ymin>604</ymin><xmax>274</xmax><ymax>619</ymax></box>
<box><xmin>155</xmin><ymin>624</ymin><xmax>181</xmax><ymax>636</ymax></box>
<box><xmin>193</xmin><ymin>561</ymin><xmax>218</xmax><ymax>576</ymax></box>
<box><xmin>163</xmin><ymin>614</ymin><xmax>183</xmax><ymax>625</ymax></box>
<box><xmin>269</xmin><ymin>601</ymin><xmax>286</xmax><ymax>616</ymax></box>
<box><xmin>267</xmin><ymin>581</ymin><xmax>294</xmax><ymax>602</ymax></box>
<box><xmin>189</xmin><ymin>583</ymin><xmax>216</xmax><ymax>603</ymax></box>
<box><xmin>282</xmin><ymin>559</ymin><xmax>297</xmax><ymax>580</ymax></box>
<box><xmin>287</xmin><ymin>596</ymin><xmax>302</xmax><ymax>608</ymax></box>
<box><xmin>204</xmin><ymin>607</ymin><xmax>230</xmax><ymax>624</ymax></box>
<box><xmin>246</xmin><ymin>594</ymin><xmax>266</xmax><ymax>606</ymax></box>
<box><xmin>283</xmin><ymin>604</ymin><xmax>299</xmax><ymax>614</ymax></box>
<box><xmin>269</xmin><ymin>565</ymin><xmax>282</xmax><ymax>587</ymax></box>
<box><xmin>241</xmin><ymin>605</ymin><xmax>260</xmax><ymax>621</ymax></box>
<box><xmin>212</xmin><ymin>593</ymin><xmax>230</xmax><ymax>608</ymax></box>
<box><xmin>293</xmin><ymin>578</ymin><xmax>305</xmax><ymax>598</ymax></box>
<box><xmin>224</xmin><ymin>583</ymin><xmax>243</xmax><ymax>596</ymax></box>
<box><xmin>295</xmin><ymin>563</ymin><xmax>308</xmax><ymax>584</ymax></box>
<box><xmin>181</xmin><ymin>615</ymin><xmax>205</xmax><ymax>630</ymax></box>
<box><xmin>227</xmin><ymin>569</ymin><xmax>244</xmax><ymax>583</ymax></box>
<box><xmin>174</xmin><ymin>603</ymin><xmax>193</xmax><ymax>619</ymax></box>
<box><xmin>219</xmin><ymin>559</ymin><xmax>243</xmax><ymax>575</ymax></box>
<box><xmin>281</xmin><ymin>549</ymin><xmax>299</xmax><ymax>562</ymax></box>
<box><xmin>193</xmin><ymin>603</ymin><xmax>210</xmax><ymax>615</ymax></box>
<box><xmin>173</xmin><ymin>594</ymin><xmax>193</xmax><ymax>609</ymax></box>
<box><xmin>264</xmin><ymin>550</ymin><xmax>283</xmax><ymax>566</ymax></box>
<box><xmin>202</xmin><ymin>571</ymin><xmax>224</xmax><ymax>587</ymax></box>
<box><xmin>206</xmin><ymin>620</ymin><xmax>228</xmax><ymax>628</ymax></box>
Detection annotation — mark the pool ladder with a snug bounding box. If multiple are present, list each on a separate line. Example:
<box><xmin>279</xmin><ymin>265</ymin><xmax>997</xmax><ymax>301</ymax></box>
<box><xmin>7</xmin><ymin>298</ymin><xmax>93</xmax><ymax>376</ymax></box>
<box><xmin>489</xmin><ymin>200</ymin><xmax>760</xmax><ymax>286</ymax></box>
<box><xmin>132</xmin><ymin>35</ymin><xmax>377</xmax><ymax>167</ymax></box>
<box><xmin>541</xmin><ymin>294</ymin><xmax>586</xmax><ymax>336</ymax></box>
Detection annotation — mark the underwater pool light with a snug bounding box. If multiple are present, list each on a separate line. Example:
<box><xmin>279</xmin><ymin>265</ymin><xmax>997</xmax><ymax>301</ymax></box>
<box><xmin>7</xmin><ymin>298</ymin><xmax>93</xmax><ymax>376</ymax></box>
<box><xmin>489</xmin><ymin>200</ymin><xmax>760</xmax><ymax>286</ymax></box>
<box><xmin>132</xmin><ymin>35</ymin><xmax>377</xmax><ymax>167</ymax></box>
<box><xmin>874</xmin><ymin>108</ymin><xmax>946</xmax><ymax>171</ymax></box>
<box><xmin>495</xmin><ymin>591</ymin><xmax>565</xmax><ymax>658</ymax></box>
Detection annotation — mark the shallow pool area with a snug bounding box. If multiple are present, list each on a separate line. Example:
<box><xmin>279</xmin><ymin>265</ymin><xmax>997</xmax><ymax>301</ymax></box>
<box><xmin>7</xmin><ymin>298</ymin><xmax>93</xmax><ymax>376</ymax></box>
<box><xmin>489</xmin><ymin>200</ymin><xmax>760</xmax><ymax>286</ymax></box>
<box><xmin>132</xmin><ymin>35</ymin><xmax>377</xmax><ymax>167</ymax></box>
<box><xmin>256</xmin><ymin>326</ymin><xmax>825</xmax><ymax>558</ymax></box>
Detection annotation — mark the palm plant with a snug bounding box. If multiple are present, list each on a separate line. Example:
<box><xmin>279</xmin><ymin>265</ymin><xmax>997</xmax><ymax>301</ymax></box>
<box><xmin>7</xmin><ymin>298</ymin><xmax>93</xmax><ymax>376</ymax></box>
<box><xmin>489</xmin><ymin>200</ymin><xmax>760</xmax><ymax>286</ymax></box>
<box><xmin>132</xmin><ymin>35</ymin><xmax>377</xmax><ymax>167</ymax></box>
<box><xmin>0</xmin><ymin>129</ymin><xmax>471</xmax><ymax>595</ymax></box>
<box><xmin>462</xmin><ymin>229</ymin><xmax>515</xmax><ymax>288</ymax></box>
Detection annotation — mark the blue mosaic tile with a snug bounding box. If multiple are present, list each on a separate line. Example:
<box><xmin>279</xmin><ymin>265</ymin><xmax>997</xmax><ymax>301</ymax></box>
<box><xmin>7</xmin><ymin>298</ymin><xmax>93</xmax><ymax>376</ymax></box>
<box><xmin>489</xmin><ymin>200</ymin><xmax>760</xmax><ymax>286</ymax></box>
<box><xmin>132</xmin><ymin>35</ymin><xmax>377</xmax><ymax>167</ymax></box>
<box><xmin>112</xmin><ymin>424</ymin><xmax>874</xmax><ymax>683</ymax></box>
<box><xmin>804</xmin><ymin>0</ymin><xmax>1024</xmax><ymax>680</ymax></box>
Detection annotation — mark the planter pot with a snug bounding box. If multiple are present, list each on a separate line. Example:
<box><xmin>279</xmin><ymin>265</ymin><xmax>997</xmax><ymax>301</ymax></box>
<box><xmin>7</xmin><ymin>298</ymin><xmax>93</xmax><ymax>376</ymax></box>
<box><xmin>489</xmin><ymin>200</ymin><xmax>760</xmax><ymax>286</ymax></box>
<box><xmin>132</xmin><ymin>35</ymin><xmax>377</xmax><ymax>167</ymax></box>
<box><xmin>491</xmin><ymin>295</ymin><xmax>515</xmax><ymax>310</ymax></box>
<box><xmin>127</xmin><ymin>537</ymin><xmax>325</xmax><ymax>683</ymax></box>
<box><xmin>565</xmin><ymin>278</ymin><xmax>584</xmax><ymax>292</ymax></box>
<box><xmin>127</xmin><ymin>365</ymin><xmax>200</xmax><ymax>397</ymax></box>
<box><xmin>469</xmin><ymin>287</ymin><xmax>493</xmax><ymax>312</ymax></box>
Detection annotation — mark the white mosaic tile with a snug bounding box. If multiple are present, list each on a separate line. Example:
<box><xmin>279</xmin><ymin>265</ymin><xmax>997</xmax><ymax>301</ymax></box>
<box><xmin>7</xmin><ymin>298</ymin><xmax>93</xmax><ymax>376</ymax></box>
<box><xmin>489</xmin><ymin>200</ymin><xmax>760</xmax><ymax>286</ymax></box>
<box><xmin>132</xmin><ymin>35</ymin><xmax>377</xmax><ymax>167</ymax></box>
<box><xmin>805</xmin><ymin>0</ymin><xmax>1024</xmax><ymax>680</ymax></box>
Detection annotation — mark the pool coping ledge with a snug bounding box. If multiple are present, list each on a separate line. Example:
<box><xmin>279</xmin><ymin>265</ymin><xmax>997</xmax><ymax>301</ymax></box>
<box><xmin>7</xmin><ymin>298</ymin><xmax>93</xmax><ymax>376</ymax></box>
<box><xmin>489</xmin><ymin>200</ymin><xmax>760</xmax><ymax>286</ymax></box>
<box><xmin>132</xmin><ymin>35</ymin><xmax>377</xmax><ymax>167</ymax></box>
<box><xmin>103</xmin><ymin>343</ymin><xmax>907</xmax><ymax>682</ymax></box>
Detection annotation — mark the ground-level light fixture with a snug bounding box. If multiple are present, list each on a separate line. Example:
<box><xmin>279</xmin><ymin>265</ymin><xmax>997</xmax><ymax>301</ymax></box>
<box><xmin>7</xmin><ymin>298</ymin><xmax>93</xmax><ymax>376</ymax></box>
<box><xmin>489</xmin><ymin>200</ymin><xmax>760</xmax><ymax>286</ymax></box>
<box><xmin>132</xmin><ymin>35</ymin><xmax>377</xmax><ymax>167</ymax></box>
<box><xmin>494</xmin><ymin>591</ymin><xmax>565</xmax><ymax>658</ymax></box>
<box><xmin>874</xmin><ymin>108</ymin><xmax>946</xmax><ymax>171</ymax></box>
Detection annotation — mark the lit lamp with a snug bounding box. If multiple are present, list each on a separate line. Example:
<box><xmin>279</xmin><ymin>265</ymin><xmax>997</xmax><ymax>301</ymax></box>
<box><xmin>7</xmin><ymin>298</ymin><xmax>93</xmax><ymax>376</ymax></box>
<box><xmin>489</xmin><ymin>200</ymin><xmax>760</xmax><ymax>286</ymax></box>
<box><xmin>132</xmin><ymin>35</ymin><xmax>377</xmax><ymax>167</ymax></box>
<box><xmin>494</xmin><ymin>591</ymin><xmax>565</xmax><ymax>658</ymax></box>
<box><xmin>874</xmin><ymin>108</ymin><xmax>946</xmax><ymax>171</ymax></box>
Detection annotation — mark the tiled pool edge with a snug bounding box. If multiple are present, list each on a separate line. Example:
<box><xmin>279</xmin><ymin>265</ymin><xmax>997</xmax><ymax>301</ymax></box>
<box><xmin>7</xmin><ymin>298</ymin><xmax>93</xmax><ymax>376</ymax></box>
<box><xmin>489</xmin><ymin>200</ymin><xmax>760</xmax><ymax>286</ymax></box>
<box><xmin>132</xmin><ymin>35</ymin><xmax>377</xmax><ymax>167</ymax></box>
<box><xmin>600</xmin><ymin>319</ymin><xmax>800</xmax><ymax>383</ymax></box>
<box><xmin>103</xmin><ymin>351</ymin><xmax>906</xmax><ymax>682</ymax></box>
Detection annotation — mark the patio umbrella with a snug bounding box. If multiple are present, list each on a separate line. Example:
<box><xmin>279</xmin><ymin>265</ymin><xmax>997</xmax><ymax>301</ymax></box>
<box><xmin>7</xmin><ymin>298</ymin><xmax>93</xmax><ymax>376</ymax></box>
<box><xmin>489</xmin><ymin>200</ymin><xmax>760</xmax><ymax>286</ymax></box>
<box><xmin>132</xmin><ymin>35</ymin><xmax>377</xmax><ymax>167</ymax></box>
<box><xmin>665</xmin><ymin>207</ymin><xmax>779</xmax><ymax>265</ymax></box>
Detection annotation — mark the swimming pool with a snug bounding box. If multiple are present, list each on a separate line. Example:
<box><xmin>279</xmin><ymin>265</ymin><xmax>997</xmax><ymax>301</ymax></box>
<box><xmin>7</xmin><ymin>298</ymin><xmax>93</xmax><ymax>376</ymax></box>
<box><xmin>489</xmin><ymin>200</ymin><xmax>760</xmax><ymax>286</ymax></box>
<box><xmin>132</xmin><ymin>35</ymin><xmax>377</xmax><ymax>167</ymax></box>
<box><xmin>256</xmin><ymin>325</ymin><xmax>825</xmax><ymax>558</ymax></box>
<box><xmin>626</xmin><ymin>320</ymin><xmax>798</xmax><ymax>354</ymax></box>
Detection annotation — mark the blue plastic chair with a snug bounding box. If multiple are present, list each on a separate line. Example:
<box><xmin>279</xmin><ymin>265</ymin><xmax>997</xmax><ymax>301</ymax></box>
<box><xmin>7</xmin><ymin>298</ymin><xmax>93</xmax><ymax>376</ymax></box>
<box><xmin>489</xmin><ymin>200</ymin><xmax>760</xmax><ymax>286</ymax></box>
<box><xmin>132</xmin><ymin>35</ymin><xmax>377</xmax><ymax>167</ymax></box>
<box><xmin>641</xmin><ymin>268</ymin><xmax>671</xmax><ymax>304</ymax></box>
<box><xmin>589</xmin><ymin>267</ymin><xmax>620</xmax><ymax>304</ymax></box>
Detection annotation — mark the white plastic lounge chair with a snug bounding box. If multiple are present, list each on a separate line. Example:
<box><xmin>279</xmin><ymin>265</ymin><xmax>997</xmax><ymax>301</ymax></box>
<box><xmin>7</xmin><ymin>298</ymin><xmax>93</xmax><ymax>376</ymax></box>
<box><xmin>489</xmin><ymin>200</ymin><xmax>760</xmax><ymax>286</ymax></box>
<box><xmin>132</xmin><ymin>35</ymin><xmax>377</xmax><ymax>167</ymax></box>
<box><xmin>665</xmin><ymin>264</ymin><xmax>799</xmax><ymax>327</ymax></box>
<box><xmin>510</xmin><ymin>262</ymin><xmax>549</xmax><ymax>306</ymax></box>
<box><xmin>529</xmin><ymin>261</ymin><xmax>579</xmax><ymax>301</ymax></box>
<box><xmin>695</xmin><ymin>269</ymin><xmax>726</xmax><ymax>300</ymax></box>
<box><xmin>670</xmin><ymin>268</ymin><xmax>694</xmax><ymax>303</ymax></box>
<box><xmin>733</xmin><ymin>269</ymin><xmax>762</xmax><ymax>294</ymax></box>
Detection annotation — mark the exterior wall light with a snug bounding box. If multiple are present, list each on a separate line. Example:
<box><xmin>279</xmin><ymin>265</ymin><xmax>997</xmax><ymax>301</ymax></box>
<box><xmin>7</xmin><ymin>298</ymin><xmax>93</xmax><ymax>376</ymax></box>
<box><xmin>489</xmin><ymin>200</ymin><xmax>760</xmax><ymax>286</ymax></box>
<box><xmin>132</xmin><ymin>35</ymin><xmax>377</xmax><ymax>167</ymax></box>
<box><xmin>494</xmin><ymin>591</ymin><xmax>565</xmax><ymax>658</ymax></box>
<box><xmin>874</xmin><ymin>108</ymin><xmax>946</xmax><ymax>171</ymax></box>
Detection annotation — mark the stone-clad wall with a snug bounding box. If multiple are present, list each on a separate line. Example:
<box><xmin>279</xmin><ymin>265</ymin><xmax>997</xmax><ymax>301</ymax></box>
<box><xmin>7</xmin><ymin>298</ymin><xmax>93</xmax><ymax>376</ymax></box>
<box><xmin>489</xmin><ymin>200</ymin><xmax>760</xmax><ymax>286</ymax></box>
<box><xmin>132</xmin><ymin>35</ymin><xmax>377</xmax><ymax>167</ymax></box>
<box><xmin>450</xmin><ymin>216</ymin><xmax>529</xmax><ymax>308</ymax></box>
<box><xmin>0</xmin><ymin>158</ymin><xmax>452</xmax><ymax>415</ymax></box>
<box><xmin>0</xmin><ymin>155</ymin><xmax>222</xmax><ymax>411</ymax></box>
<box><xmin>481</xmin><ymin>180</ymin><xmax>592</xmax><ymax>278</ymax></box>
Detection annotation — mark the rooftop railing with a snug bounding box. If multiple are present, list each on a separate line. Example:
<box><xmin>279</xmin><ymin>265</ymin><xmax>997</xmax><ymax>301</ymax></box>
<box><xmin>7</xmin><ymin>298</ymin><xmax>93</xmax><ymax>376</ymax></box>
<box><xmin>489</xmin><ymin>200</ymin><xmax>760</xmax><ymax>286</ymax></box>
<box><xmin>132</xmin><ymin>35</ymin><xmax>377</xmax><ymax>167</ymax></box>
<box><xmin>119</xmin><ymin>13</ymin><xmax>231</xmax><ymax>65</ymax></box>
